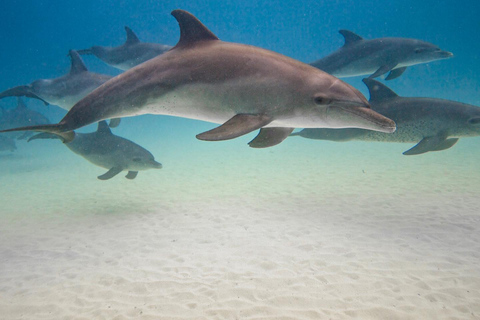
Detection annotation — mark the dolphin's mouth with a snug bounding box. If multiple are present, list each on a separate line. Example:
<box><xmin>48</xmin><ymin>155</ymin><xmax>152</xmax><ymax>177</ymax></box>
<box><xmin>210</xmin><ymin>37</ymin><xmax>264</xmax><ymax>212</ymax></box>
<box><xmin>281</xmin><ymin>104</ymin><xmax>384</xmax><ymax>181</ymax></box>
<box><xmin>332</xmin><ymin>105</ymin><xmax>396</xmax><ymax>133</ymax></box>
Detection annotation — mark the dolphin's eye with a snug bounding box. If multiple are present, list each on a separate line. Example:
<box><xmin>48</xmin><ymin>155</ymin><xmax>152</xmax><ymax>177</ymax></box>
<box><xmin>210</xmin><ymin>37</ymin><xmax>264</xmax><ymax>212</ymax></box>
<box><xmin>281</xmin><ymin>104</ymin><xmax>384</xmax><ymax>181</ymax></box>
<box><xmin>132</xmin><ymin>157</ymin><xmax>142</xmax><ymax>162</ymax></box>
<box><xmin>468</xmin><ymin>117</ymin><xmax>480</xmax><ymax>125</ymax></box>
<box><xmin>414</xmin><ymin>48</ymin><xmax>423</xmax><ymax>54</ymax></box>
<box><xmin>314</xmin><ymin>96</ymin><xmax>332</xmax><ymax>105</ymax></box>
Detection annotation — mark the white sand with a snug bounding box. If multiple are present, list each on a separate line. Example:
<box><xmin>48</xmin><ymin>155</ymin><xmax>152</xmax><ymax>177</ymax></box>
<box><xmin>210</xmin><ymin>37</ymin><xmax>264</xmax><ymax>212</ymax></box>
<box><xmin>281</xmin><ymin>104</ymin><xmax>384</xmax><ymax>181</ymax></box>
<box><xmin>0</xmin><ymin>124</ymin><xmax>479</xmax><ymax>319</ymax></box>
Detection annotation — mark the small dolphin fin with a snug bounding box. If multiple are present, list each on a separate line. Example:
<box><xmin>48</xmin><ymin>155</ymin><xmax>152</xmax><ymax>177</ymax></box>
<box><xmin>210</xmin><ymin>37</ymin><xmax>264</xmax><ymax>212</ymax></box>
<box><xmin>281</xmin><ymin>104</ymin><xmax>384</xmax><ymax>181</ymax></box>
<box><xmin>0</xmin><ymin>123</ymin><xmax>75</xmax><ymax>143</ymax></box>
<box><xmin>17</xmin><ymin>132</ymin><xmax>32</xmax><ymax>140</ymax></box>
<box><xmin>125</xmin><ymin>171</ymin><xmax>138</xmax><ymax>179</ymax></box>
<box><xmin>27</xmin><ymin>132</ymin><xmax>62</xmax><ymax>142</ymax></box>
<box><xmin>16</xmin><ymin>97</ymin><xmax>28</xmax><ymax>110</ymax></box>
<box><xmin>385</xmin><ymin>67</ymin><xmax>407</xmax><ymax>80</ymax></box>
<box><xmin>108</xmin><ymin>118</ymin><xmax>121</xmax><ymax>128</ymax></box>
<box><xmin>171</xmin><ymin>10</ymin><xmax>219</xmax><ymax>49</ymax></box>
<box><xmin>97</xmin><ymin>120</ymin><xmax>112</xmax><ymax>134</ymax></box>
<box><xmin>124</xmin><ymin>26</ymin><xmax>140</xmax><ymax>45</ymax></box>
<box><xmin>68</xmin><ymin>50</ymin><xmax>88</xmax><ymax>74</ymax></box>
<box><xmin>339</xmin><ymin>30</ymin><xmax>363</xmax><ymax>46</ymax></box>
<box><xmin>369</xmin><ymin>63</ymin><xmax>397</xmax><ymax>79</ymax></box>
<box><xmin>196</xmin><ymin>114</ymin><xmax>273</xmax><ymax>141</ymax></box>
<box><xmin>0</xmin><ymin>85</ymin><xmax>49</xmax><ymax>105</ymax></box>
<box><xmin>98</xmin><ymin>167</ymin><xmax>123</xmax><ymax>180</ymax></box>
<box><xmin>403</xmin><ymin>135</ymin><xmax>458</xmax><ymax>155</ymax></box>
<box><xmin>362</xmin><ymin>78</ymin><xmax>399</xmax><ymax>102</ymax></box>
<box><xmin>248</xmin><ymin>127</ymin><xmax>294</xmax><ymax>148</ymax></box>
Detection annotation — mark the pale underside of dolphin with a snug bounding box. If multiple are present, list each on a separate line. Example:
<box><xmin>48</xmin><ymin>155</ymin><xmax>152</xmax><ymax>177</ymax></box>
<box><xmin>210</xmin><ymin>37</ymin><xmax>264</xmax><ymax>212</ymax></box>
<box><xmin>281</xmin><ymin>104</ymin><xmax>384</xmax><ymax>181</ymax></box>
<box><xmin>0</xmin><ymin>10</ymin><xmax>396</xmax><ymax>148</ymax></box>
<box><xmin>310</xmin><ymin>30</ymin><xmax>453</xmax><ymax>80</ymax></box>
<box><xmin>29</xmin><ymin>121</ymin><xmax>162</xmax><ymax>180</ymax></box>
<box><xmin>78</xmin><ymin>26</ymin><xmax>173</xmax><ymax>70</ymax></box>
<box><xmin>0</xmin><ymin>50</ymin><xmax>112</xmax><ymax>111</ymax></box>
<box><xmin>291</xmin><ymin>78</ymin><xmax>480</xmax><ymax>155</ymax></box>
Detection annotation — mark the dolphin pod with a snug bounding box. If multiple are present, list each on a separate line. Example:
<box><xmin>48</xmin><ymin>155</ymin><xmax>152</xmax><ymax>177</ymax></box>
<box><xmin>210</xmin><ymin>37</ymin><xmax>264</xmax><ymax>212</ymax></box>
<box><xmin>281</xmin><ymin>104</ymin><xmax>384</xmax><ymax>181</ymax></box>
<box><xmin>0</xmin><ymin>10</ymin><xmax>395</xmax><ymax>149</ymax></box>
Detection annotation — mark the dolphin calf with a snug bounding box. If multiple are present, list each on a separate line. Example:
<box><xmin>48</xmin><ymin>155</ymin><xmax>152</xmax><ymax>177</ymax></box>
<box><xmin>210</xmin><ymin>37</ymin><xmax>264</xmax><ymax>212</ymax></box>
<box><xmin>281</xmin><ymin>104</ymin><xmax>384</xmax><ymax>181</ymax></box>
<box><xmin>310</xmin><ymin>30</ymin><xmax>453</xmax><ymax>80</ymax></box>
<box><xmin>0</xmin><ymin>10</ymin><xmax>395</xmax><ymax>148</ymax></box>
<box><xmin>29</xmin><ymin>121</ymin><xmax>162</xmax><ymax>180</ymax></box>
<box><xmin>78</xmin><ymin>26</ymin><xmax>172</xmax><ymax>70</ymax></box>
<box><xmin>0</xmin><ymin>98</ymin><xmax>50</xmax><ymax>140</ymax></box>
<box><xmin>0</xmin><ymin>50</ymin><xmax>112</xmax><ymax>111</ymax></box>
<box><xmin>291</xmin><ymin>78</ymin><xmax>480</xmax><ymax>155</ymax></box>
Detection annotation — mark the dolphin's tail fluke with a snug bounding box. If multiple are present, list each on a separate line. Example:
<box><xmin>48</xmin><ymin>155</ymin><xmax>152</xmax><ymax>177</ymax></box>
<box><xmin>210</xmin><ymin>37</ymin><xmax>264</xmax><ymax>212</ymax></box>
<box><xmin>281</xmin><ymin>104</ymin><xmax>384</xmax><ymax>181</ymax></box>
<box><xmin>1</xmin><ymin>123</ymin><xmax>75</xmax><ymax>143</ymax></box>
<box><xmin>0</xmin><ymin>85</ymin><xmax>50</xmax><ymax>105</ymax></box>
<box><xmin>77</xmin><ymin>48</ymin><xmax>93</xmax><ymax>55</ymax></box>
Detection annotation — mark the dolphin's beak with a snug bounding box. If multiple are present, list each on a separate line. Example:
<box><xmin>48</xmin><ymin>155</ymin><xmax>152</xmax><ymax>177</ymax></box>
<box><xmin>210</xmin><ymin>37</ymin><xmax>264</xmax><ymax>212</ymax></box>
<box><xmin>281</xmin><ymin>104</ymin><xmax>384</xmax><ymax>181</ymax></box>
<box><xmin>152</xmin><ymin>161</ymin><xmax>163</xmax><ymax>169</ymax></box>
<box><xmin>327</xmin><ymin>103</ymin><xmax>396</xmax><ymax>133</ymax></box>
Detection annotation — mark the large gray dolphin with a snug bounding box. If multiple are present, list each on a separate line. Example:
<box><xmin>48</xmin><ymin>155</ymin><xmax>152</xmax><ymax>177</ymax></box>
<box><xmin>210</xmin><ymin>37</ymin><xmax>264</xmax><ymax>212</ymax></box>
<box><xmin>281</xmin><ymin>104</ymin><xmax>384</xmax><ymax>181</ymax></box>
<box><xmin>0</xmin><ymin>10</ymin><xmax>395</xmax><ymax>148</ymax></box>
<box><xmin>78</xmin><ymin>26</ymin><xmax>172</xmax><ymax>70</ymax></box>
<box><xmin>29</xmin><ymin>121</ymin><xmax>162</xmax><ymax>180</ymax></box>
<box><xmin>0</xmin><ymin>98</ymin><xmax>50</xmax><ymax>140</ymax></box>
<box><xmin>310</xmin><ymin>30</ymin><xmax>453</xmax><ymax>80</ymax></box>
<box><xmin>0</xmin><ymin>50</ymin><xmax>112</xmax><ymax>111</ymax></box>
<box><xmin>291</xmin><ymin>78</ymin><xmax>480</xmax><ymax>155</ymax></box>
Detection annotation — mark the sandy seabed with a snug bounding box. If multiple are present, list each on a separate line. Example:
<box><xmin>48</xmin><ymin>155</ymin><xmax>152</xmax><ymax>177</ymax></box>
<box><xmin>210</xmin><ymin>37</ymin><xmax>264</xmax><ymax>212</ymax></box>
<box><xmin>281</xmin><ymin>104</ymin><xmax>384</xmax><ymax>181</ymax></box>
<box><xmin>0</xmin><ymin>125</ymin><xmax>479</xmax><ymax>320</ymax></box>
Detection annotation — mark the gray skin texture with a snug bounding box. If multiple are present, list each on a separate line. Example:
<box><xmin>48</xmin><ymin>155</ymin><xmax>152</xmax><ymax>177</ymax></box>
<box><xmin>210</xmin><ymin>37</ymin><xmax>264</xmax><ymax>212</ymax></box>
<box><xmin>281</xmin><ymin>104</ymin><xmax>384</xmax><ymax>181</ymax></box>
<box><xmin>291</xmin><ymin>78</ymin><xmax>480</xmax><ymax>155</ymax></box>
<box><xmin>78</xmin><ymin>26</ymin><xmax>173</xmax><ymax>70</ymax></box>
<box><xmin>0</xmin><ymin>98</ymin><xmax>49</xmax><ymax>140</ymax></box>
<box><xmin>0</xmin><ymin>10</ymin><xmax>395</xmax><ymax>148</ymax></box>
<box><xmin>0</xmin><ymin>50</ymin><xmax>112</xmax><ymax>111</ymax></box>
<box><xmin>310</xmin><ymin>30</ymin><xmax>453</xmax><ymax>80</ymax></box>
<box><xmin>0</xmin><ymin>135</ymin><xmax>16</xmax><ymax>152</ymax></box>
<box><xmin>29</xmin><ymin>121</ymin><xmax>162</xmax><ymax>180</ymax></box>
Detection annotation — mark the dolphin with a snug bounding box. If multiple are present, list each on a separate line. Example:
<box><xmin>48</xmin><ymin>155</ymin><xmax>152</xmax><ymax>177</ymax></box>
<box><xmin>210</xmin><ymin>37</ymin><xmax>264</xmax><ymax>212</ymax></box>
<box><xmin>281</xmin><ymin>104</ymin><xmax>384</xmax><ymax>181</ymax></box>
<box><xmin>0</xmin><ymin>136</ymin><xmax>16</xmax><ymax>152</ymax></box>
<box><xmin>0</xmin><ymin>10</ymin><xmax>395</xmax><ymax>148</ymax></box>
<box><xmin>77</xmin><ymin>26</ymin><xmax>173</xmax><ymax>70</ymax></box>
<box><xmin>310</xmin><ymin>30</ymin><xmax>453</xmax><ymax>80</ymax></box>
<box><xmin>28</xmin><ymin>121</ymin><xmax>162</xmax><ymax>180</ymax></box>
<box><xmin>0</xmin><ymin>50</ymin><xmax>112</xmax><ymax>111</ymax></box>
<box><xmin>0</xmin><ymin>98</ymin><xmax>50</xmax><ymax>140</ymax></box>
<box><xmin>291</xmin><ymin>78</ymin><xmax>480</xmax><ymax>155</ymax></box>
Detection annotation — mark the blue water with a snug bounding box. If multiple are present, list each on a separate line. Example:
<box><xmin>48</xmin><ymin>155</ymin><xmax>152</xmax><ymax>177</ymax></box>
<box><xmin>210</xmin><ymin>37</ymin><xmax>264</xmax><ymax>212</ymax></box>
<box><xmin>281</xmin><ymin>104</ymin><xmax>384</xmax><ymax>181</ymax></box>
<box><xmin>1</xmin><ymin>1</ymin><xmax>480</xmax><ymax>318</ymax></box>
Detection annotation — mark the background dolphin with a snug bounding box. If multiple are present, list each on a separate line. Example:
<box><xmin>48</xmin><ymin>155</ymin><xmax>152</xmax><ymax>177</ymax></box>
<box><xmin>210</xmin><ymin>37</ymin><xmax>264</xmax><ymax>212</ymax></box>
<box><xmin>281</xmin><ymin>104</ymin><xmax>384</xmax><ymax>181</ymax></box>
<box><xmin>28</xmin><ymin>121</ymin><xmax>162</xmax><ymax>180</ymax></box>
<box><xmin>310</xmin><ymin>30</ymin><xmax>453</xmax><ymax>80</ymax></box>
<box><xmin>0</xmin><ymin>50</ymin><xmax>112</xmax><ymax>111</ymax></box>
<box><xmin>0</xmin><ymin>10</ymin><xmax>395</xmax><ymax>148</ymax></box>
<box><xmin>0</xmin><ymin>98</ymin><xmax>50</xmax><ymax>140</ymax></box>
<box><xmin>78</xmin><ymin>26</ymin><xmax>173</xmax><ymax>70</ymax></box>
<box><xmin>291</xmin><ymin>78</ymin><xmax>480</xmax><ymax>155</ymax></box>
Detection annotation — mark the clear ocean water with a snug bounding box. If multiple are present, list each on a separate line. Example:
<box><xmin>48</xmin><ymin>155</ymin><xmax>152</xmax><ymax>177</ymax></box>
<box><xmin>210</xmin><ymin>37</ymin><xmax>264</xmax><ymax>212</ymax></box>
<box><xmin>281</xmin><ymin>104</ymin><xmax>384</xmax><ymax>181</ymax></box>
<box><xmin>1</xmin><ymin>1</ymin><xmax>479</xmax><ymax>319</ymax></box>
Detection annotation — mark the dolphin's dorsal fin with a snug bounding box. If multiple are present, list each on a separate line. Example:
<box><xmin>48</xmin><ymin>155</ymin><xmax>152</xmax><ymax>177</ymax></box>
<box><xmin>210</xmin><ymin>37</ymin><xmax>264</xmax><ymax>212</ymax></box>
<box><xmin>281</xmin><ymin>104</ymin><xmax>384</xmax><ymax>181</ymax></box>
<box><xmin>97</xmin><ymin>120</ymin><xmax>112</xmax><ymax>135</ymax></box>
<box><xmin>68</xmin><ymin>50</ymin><xmax>88</xmax><ymax>74</ymax></box>
<box><xmin>339</xmin><ymin>30</ymin><xmax>363</xmax><ymax>46</ymax></box>
<box><xmin>171</xmin><ymin>10</ymin><xmax>219</xmax><ymax>48</ymax></box>
<box><xmin>16</xmin><ymin>97</ymin><xmax>28</xmax><ymax>110</ymax></box>
<box><xmin>362</xmin><ymin>78</ymin><xmax>399</xmax><ymax>102</ymax></box>
<box><xmin>124</xmin><ymin>26</ymin><xmax>140</xmax><ymax>45</ymax></box>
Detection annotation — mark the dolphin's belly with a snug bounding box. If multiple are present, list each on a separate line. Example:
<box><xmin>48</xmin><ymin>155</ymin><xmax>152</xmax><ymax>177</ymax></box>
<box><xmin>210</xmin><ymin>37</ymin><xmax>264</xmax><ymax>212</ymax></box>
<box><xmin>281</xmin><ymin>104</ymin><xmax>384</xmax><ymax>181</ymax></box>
<box><xmin>139</xmin><ymin>82</ymin><xmax>331</xmax><ymax>129</ymax></box>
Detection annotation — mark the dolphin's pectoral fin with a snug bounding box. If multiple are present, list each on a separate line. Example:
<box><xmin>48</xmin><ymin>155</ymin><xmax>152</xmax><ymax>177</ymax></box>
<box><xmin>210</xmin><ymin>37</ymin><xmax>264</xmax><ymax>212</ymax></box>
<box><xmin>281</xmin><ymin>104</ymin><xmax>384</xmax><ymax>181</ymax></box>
<box><xmin>385</xmin><ymin>67</ymin><xmax>407</xmax><ymax>80</ymax></box>
<box><xmin>248</xmin><ymin>127</ymin><xmax>294</xmax><ymax>148</ymax></box>
<box><xmin>403</xmin><ymin>135</ymin><xmax>458</xmax><ymax>155</ymax></box>
<box><xmin>109</xmin><ymin>118</ymin><xmax>121</xmax><ymax>128</ymax></box>
<box><xmin>125</xmin><ymin>171</ymin><xmax>138</xmax><ymax>179</ymax></box>
<box><xmin>196</xmin><ymin>114</ymin><xmax>273</xmax><ymax>141</ymax></box>
<box><xmin>17</xmin><ymin>132</ymin><xmax>33</xmax><ymax>140</ymax></box>
<box><xmin>369</xmin><ymin>64</ymin><xmax>397</xmax><ymax>79</ymax></box>
<box><xmin>98</xmin><ymin>167</ymin><xmax>123</xmax><ymax>180</ymax></box>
